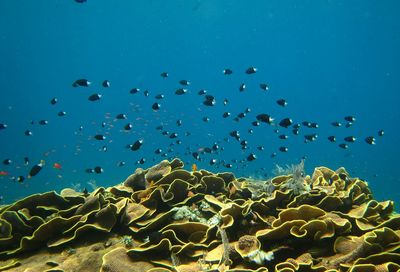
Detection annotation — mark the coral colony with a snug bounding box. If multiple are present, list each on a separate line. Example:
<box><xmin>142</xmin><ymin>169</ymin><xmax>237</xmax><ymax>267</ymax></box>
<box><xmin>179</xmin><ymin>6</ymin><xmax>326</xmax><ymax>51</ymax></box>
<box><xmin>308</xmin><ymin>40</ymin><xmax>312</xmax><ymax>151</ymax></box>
<box><xmin>0</xmin><ymin>158</ymin><xmax>399</xmax><ymax>271</ymax></box>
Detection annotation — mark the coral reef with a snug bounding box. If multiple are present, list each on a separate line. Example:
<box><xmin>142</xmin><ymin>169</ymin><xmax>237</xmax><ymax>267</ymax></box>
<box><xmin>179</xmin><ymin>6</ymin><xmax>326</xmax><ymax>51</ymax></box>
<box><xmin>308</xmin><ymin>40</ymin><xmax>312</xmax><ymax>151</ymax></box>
<box><xmin>0</xmin><ymin>158</ymin><xmax>399</xmax><ymax>271</ymax></box>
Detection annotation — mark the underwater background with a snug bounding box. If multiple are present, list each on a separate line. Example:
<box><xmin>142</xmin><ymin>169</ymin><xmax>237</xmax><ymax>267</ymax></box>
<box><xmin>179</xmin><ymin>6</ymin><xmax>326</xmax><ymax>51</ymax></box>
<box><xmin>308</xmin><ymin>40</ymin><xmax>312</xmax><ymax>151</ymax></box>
<box><xmin>0</xmin><ymin>0</ymin><xmax>399</xmax><ymax>207</ymax></box>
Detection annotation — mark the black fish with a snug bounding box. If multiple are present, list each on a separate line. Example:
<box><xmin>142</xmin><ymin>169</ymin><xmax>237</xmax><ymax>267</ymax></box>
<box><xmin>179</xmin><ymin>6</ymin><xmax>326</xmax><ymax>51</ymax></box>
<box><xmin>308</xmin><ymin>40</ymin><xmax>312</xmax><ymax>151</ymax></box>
<box><xmin>94</xmin><ymin>134</ymin><xmax>106</xmax><ymax>140</ymax></box>
<box><xmin>203</xmin><ymin>95</ymin><xmax>216</xmax><ymax>106</ymax></box>
<box><xmin>130</xmin><ymin>88</ymin><xmax>140</xmax><ymax>94</ymax></box>
<box><xmin>0</xmin><ymin>123</ymin><xmax>7</xmax><ymax>130</ymax></box>
<box><xmin>155</xmin><ymin>94</ymin><xmax>165</xmax><ymax>99</ymax></box>
<box><xmin>339</xmin><ymin>143</ymin><xmax>349</xmax><ymax>149</ymax></box>
<box><xmin>310</xmin><ymin>122</ymin><xmax>319</xmax><ymax>128</ymax></box>
<box><xmin>304</xmin><ymin>133</ymin><xmax>318</xmax><ymax>142</ymax></box>
<box><xmin>102</xmin><ymin>80</ymin><xmax>110</xmax><ymax>88</ymax></box>
<box><xmin>116</xmin><ymin>113</ymin><xmax>127</xmax><ymax>120</ymax></box>
<box><xmin>223</xmin><ymin>68</ymin><xmax>233</xmax><ymax>75</ymax></box>
<box><xmin>154</xmin><ymin>148</ymin><xmax>162</xmax><ymax>154</ymax></box>
<box><xmin>176</xmin><ymin>120</ymin><xmax>182</xmax><ymax>126</ymax></box>
<box><xmin>259</xmin><ymin>83</ymin><xmax>269</xmax><ymax>91</ymax></box>
<box><xmin>117</xmin><ymin>161</ymin><xmax>126</xmax><ymax>167</ymax></box>
<box><xmin>85</xmin><ymin>168</ymin><xmax>95</xmax><ymax>173</ymax></box>
<box><xmin>229</xmin><ymin>130</ymin><xmax>240</xmax><ymax>141</ymax></box>
<box><xmin>152</xmin><ymin>103</ymin><xmax>161</xmax><ymax>111</ymax></box>
<box><xmin>169</xmin><ymin>132</ymin><xmax>178</xmax><ymax>139</ymax></box>
<box><xmin>24</xmin><ymin>130</ymin><xmax>33</xmax><ymax>136</ymax></box>
<box><xmin>223</xmin><ymin>99</ymin><xmax>229</xmax><ymax>106</ymax></box>
<box><xmin>75</xmin><ymin>0</ymin><xmax>87</xmax><ymax>3</ymax></box>
<box><xmin>16</xmin><ymin>176</ymin><xmax>25</xmax><ymax>183</ymax></box>
<box><xmin>58</xmin><ymin>111</ymin><xmax>67</xmax><ymax>117</ymax></box>
<box><xmin>292</xmin><ymin>128</ymin><xmax>299</xmax><ymax>135</ymax></box>
<box><xmin>247</xmin><ymin>153</ymin><xmax>257</xmax><ymax>161</ymax></box>
<box><xmin>209</xmin><ymin>158</ymin><xmax>217</xmax><ymax>165</ymax></box>
<box><xmin>3</xmin><ymin>159</ymin><xmax>12</xmax><ymax>165</ymax></box>
<box><xmin>137</xmin><ymin>158</ymin><xmax>146</xmax><ymax>165</ymax></box>
<box><xmin>222</xmin><ymin>112</ymin><xmax>231</xmax><ymax>118</ymax></box>
<box><xmin>245</xmin><ymin>67</ymin><xmax>257</xmax><ymax>74</ymax></box>
<box><xmin>365</xmin><ymin>136</ymin><xmax>376</xmax><ymax>145</ymax></box>
<box><xmin>38</xmin><ymin>120</ymin><xmax>48</xmax><ymax>125</ymax></box>
<box><xmin>175</xmin><ymin>88</ymin><xmax>187</xmax><ymax>95</ymax></box>
<box><xmin>239</xmin><ymin>83</ymin><xmax>246</xmax><ymax>92</ymax></box>
<box><xmin>248</xmin><ymin>128</ymin><xmax>254</xmax><ymax>134</ymax></box>
<box><xmin>72</xmin><ymin>79</ymin><xmax>91</xmax><ymax>87</ymax></box>
<box><xmin>202</xmin><ymin>117</ymin><xmax>210</xmax><ymax>122</ymax></box>
<box><xmin>160</xmin><ymin>72</ymin><xmax>168</xmax><ymax>78</ymax></box>
<box><xmin>328</xmin><ymin>136</ymin><xmax>336</xmax><ymax>142</ymax></box>
<box><xmin>198</xmin><ymin>89</ymin><xmax>207</xmax><ymax>95</ymax></box>
<box><xmin>344</xmin><ymin>116</ymin><xmax>356</xmax><ymax>122</ymax></box>
<box><xmin>24</xmin><ymin>157</ymin><xmax>29</xmax><ymax>166</ymax></box>
<box><xmin>257</xmin><ymin>146</ymin><xmax>264</xmax><ymax>151</ymax></box>
<box><xmin>192</xmin><ymin>152</ymin><xmax>200</xmax><ymax>160</ymax></box>
<box><xmin>279</xmin><ymin>146</ymin><xmax>288</xmax><ymax>152</ymax></box>
<box><xmin>256</xmin><ymin>114</ymin><xmax>273</xmax><ymax>124</ymax></box>
<box><xmin>276</xmin><ymin>99</ymin><xmax>287</xmax><ymax>107</ymax></box>
<box><xmin>94</xmin><ymin>166</ymin><xmax>103</xmax><ymax>174</ymax></box>
<box><xmin>88</xmin><ymin>93</ymin><xmax>102</xmax><ymax>101</ymax></box>
<box><xmin>302</xmin><ymin>121</ymin><xmax>312</xmax><ymax>128</ymax></box>
<box><xmin>131</xmin><ymin>139</ymin><xmax>144</xmax><ymax>151</ymax></box>
<box><xmin>279</xmin><ymin>118</ymin><xmax>293</xmax><ymax>128</ymax></box>
<box><xmin>28</xmin><ymin>160</ymin><xmax>44</xmax><ymax>178</ymax></box>
<box><xmin>144</xmin><ymin>90</ymin><xmax>150</xmax><ymax>97</ymax></box>
<box><xmin>279</xmin><ymin>134</ymin><xmax>288</xmax><ymax>140</ymax></box>
<box><xmin>378</xmin><ymin>130</ymin><xmax>384</xmax><ymax>136</ymax></box>
<box><xmin>344</xmin><ymin>136</ymin><xmax>356</xmax><ymax>143</ymax></box>
<box><xmin>331</xmin><ymin>122</ymin><xmax>342</xmax><ymax>127</ymax></box>
<box><xmin>179</xmin><ymin>80</ymin><xmax>190</xmax><ymax>86</ymax></box>
<box><xmin>50</xmin><ymin>97</ymin><xmax>58</xmax><ymax>105</ymax></box>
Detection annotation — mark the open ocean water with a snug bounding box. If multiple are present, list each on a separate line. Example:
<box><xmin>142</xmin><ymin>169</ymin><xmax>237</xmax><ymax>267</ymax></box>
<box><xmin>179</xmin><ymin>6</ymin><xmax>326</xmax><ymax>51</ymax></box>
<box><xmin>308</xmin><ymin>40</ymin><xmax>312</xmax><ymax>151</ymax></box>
<box><xmin>0</xmin><ymin>1</ymin><xmax>399</xmax><ymax>208</ymax></box>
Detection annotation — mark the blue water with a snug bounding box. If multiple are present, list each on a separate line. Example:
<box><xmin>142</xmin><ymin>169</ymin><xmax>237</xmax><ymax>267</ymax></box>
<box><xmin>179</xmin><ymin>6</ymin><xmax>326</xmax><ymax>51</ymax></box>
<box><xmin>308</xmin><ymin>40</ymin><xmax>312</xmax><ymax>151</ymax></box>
<box><xmin>0</xmin><ymin>1</ymin><xmax>399</xmax><ymax>207</ymax></box>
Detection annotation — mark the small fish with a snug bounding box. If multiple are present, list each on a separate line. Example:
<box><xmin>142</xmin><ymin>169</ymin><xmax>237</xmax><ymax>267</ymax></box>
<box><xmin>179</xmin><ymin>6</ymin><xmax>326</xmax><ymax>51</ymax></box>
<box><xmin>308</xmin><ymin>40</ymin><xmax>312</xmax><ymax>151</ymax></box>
<box><xmin>53</xmin><ymin>163</ymin><xmax>62</xmax><ymax>169</ymax></box>
<box><xmin>94</xmin><ymin>134</ymin><xmax>106</xmax><ymax>140</ymax></box>
<box><xmin>365</xmin><ymin>136</ymin><xmax>376</xmax><ymax>145</ymax></box>
<box><xmin>256</xmin><ymin>114</ymin><xmax>274</xmax><ymax>124</ymax></box>
<box><xmin>222</xmin><ymin>112</ymin><xmax>231</xmax><ymax>118</ymax></box>
<box><xmin>239</xmin><ymin>83</ymin><xmax>246</xmax><ymax>92</ymax></box>
<box><xmin>131</xmin><ymin>139</ymin><xmax>144</xmax><ymax>151</ymax></box>
<box><xmin>331</xmin><ymin>122</ymin><xmax>342</xmax><ymax>127</ymax></box>
<box><xmin>58</xmin><ymin>111</ymin><xmax>67</xmax><ymax>117</ymax></box>
<box><xmin>179</xmin><ymin>80</ymin><xmax>190</xmax><ymax>86</ymax></box>
<box><xmin>152</xmin><ymin>103</ymin><xmax>161</xmax><ymax>111</ymax></box>
<box><xmin>130</xmin><ymin>88</ymin><xmax>140</xmax><ymax>94</ymax></box>
<box><xmin>75</xmin><ymin>0</ymin><xmax>87</xmax><ymax>3</ymax></box>
<box><xmin>191</xmin><ymin>163</ymin><xmax>197</xmax><ymax>171</ymax></box>
<box><xmin>304</xmin><ymin>133</ymin><xmax>318</xmax><ymax>142</ymax></box>
<box><xmin>101</xmin><ymin>146</ymin><xmax>107</xmax><ymax>152</ymax></box>
<box><xmin>276</xmin><ymin>99</ymin><xmax>287</xmax><ymax>107</ymax></box>
<box><xmin>85</xmin><ymin>168</ymin><xmax>95</xmax><ymax>173</ymax></box>
<box><xmin>279</xmin><ymin>146</ymin><xmax>288</xmax><ymax>152</ymax></box>
<box><xmin>50</xmin><ymin>97</ymin><xmax>58</xmax><ymax>105</ymax></box>
<box><xmin>16</xmin><ymin>176</ymin><xmax>25</xmax><ymax>183</ymax></box>
<box><xmin>378</xmin><ymin>130</ymin><xmax>384</xmax><ymax>136</ymax></box>
<box><xmin>154</xmin><ymin>148</ymin><xmax>162</xmax><ymax>154</ymax></box>
<box><xmin>345</xmin><ymin>122</ymin><xmax>353</xmax><ymax>128</ymax></box>
<box><xmin>259</xmin><ymin>83</ymin><xmax>269</xmax><ymax>91</ymax></box>
<box><xmin>339</xmin><ymin>143</ymin><xmax>349</xmax><ymax>149</ymax></box>
<box><xmin>310</xmin><ymin>122</ymin><xmax>319</xmax><ymax>128</ymax></box>
<box><xmin>279</xmin><ymin>134</ymin><xmax>288</xmax><ymax>140</ymax></box>
<box><xmin>124</xmin><ymin>123</ymin><xmax>133</xmax><ymax>130</ymax></box>
<box><xmin>257</xmin><ymin>146</ymin><xmax>264</xmax><ymax>151</ymax></box>
<box><xmin>94</xmin><ymin>166</ymin><xmax>103</xmax><ymax>174</ymax></box>
<box><xmin>101</xmin><ymin>122</ymin><xmax>106</xmax><ymax>128</ymax></box>
<box><xmin>137</xmin><ymin>158</ymin><xmax>146</xmax><ymax>165</ymax></box>
<box><xmin>169</xmin><ymin>132</ymin><xmax>178</xmax><ymax>139</ymax></box>
<box><xmin>0</xmin><ymin>171</ymin><xmax>8</xmax><ymax>176</ymax></box>
<box><xmin>223</xmin><ymin>99</ymin><xmax>229</xmax><ymax>106</ymax></box>
<box><xmin>102</xmin><ymin>80</ymin><xmax>110</xmax><ymax>88</ymax></box>
<box><xmin>160</xmin><ymin>72</ymin><xmax>168</xmax><ymax>78</ymax></box>
<box><xmin>175</xmin><ymin>88</ymin><xmax>187</xmax><ymax>95</ymax></box>
<box><xmin>328</xmin><ymin>136</ymin><xmax>336</xmax><ymax>142</ymax></box>
<box><xmin>28</xmin><ymin>160</ymin><xmax>45</xmax><ymax>178</ymax></box>
<box><xmin>144</xmin><ymin>90</ymin><xmax>150</xmax><ymax>97</ymax></box>
<box><xmin>88</xmin><ymin>93</ymin><xmax>102</xmax><ymax>101</ymax></box>
<box><xmin>344</xmin><ymin>136</ymin><xmax>356</xmax><ymax>143</ymax></box>
<box><xmin>229</xmin><ymin>130</ymin><xmax>240</xmax><ymax>141</ymax></box>
<box><xmin>224</xmin><ymin>163</ymin><xmax>233</xmax><ymax>169</ymax></box>
<box><xmin>155</xmin><ymin>94</ymin><xmax>165</xmax><ymax>99</ymax></box>
<box><xmin>344</xmin><ymin>116</ymin><xmax>356</xmax><ymax>122</ymax></box>
<box><xmin>302</xmin><ymin>121</ymin><xmax>312</xmax><ymax>128</ymax></box>
<box><xmin>247</xmin><ymin>153</ymin><xmax>257</xmax><ymax>161</ymax></box>
<box><xmin>203</xmin><ymin>95</ymin><xmax>216</xmax><ymax>106</ymax></box>
<box><xmin>279</xmin><ymin>118</ymin><xmax>293</xmax><ymax>128</ymax></box>
<box><xmin>24</xmin><ymin>157</ymin><xmax>29</xmax><ymax>166</ymax></box>
<box><xmin>24</xmin><ymin>130</ymin><xmax>33</xmax><ymax>136</ymax></box>
<box><xmin>198</xmin><ymin>89</ymin><xmax>207</xmax><ymax>95</ymax></box>
<box><xmin>176</xmin><ymin>120</ymin><xmax>182</xmax><ymax>126</ymax></box>
<box><xmin>245</xmin><ymin>67</ymin><xmax>257</xmax><ymax>74</ymax></box>
<box><xmin>252</xmin><ymin>121</ymin><xmax>260</xmax><ymax>126</ymax></box>
<box><xmin>116</xmin><ymin>113</ymin><xmax>127</xmax><ymax>120</ymax></box>
<box><xmin>39</xmin><ymin>120</ymin><xmax>48</xmax><ymax>125</ymax></box>
<box><xmin>72</xmin><ymin>79</ymin><xmax>91</xmax><ymax>87</ymax></box>
<box><xmin>223</xmin><ymin>68</ymin><xmax>233</xmax><ymax>75</ymax></box>
<box><xmin>3</xmin><ymin>159</ymin><xmax>12</xmax><ymax>165</ymax></box>
<box><xmin>202</xmin><ymin>117</ymin><xmax>210</xmax><ymax>122</ymax></box>
<box><xmin>0</xmin><ymin>123</ymin><xmax>7</xmax><ymax>130</ymax></box>
<box><xmin>292</xmin><ymin>128</ymin><xmax>300</xmax><ymax>135</ymax></box>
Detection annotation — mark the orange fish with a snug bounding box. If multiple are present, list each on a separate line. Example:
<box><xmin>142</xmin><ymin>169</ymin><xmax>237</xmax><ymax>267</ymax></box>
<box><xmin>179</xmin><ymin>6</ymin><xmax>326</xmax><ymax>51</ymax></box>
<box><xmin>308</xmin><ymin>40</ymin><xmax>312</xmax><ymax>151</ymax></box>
<box><xmin>0</xmin><ymin>171</ymin><xmax>8</xmax><ymax>176</ymax></box>
<box><xmin>191</xmin><ymin>163</ymin><xmax>197</xmax><ymax>172</ymax></box>
<box><xmin>53</xmin><ymin>163</ymin><xmax>62</xmax><ymax>169</ymax></box>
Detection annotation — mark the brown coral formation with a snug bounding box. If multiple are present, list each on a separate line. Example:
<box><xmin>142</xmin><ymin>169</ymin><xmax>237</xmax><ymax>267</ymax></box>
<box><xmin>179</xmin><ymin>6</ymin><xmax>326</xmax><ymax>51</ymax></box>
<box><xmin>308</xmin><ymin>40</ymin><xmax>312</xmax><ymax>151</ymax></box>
<box><xmin>0</xmin><ymin>159</ymin><xmax>399</xmax><ymax>271</ymax></box>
